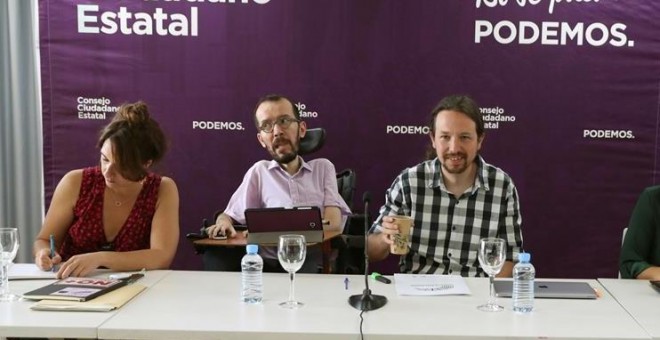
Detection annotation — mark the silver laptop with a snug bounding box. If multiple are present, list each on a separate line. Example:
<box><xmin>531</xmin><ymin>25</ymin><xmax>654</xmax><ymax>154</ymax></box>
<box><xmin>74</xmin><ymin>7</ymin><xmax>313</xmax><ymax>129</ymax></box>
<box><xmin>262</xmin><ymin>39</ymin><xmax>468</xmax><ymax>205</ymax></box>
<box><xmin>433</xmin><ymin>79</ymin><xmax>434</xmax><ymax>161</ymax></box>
<box><xmin>494</xmin><ymin>280</ymin><xmax>598</xmax><ymax>299</ymax></box>
<box><xmin>245</xmin><ymin>206</ymin><xmax>323</xmax><ymax>245</ymax></box>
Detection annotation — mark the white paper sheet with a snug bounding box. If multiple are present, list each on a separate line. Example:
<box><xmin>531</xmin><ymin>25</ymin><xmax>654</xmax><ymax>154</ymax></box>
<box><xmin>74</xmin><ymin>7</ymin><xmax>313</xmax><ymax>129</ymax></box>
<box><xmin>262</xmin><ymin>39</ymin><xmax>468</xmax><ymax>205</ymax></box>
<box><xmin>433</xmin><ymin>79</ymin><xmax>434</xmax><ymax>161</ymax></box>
<box><xmin>394</xmin><ymin>274</ymin><xmax>471</xmax><ymax>296</ymax></box>
<box><xmin>8</xmin><ymin>263</ymin><xmax>57</xmax><ymax>280</ymax></box>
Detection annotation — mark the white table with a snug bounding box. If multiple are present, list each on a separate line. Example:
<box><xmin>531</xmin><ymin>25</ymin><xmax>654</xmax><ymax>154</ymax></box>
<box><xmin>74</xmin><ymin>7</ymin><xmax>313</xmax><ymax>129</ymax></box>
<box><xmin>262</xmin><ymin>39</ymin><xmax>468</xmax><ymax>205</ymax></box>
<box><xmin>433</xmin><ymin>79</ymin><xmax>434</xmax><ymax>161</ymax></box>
<box><xmin>0</xmin><ymin>269</ymin><xmax>170</xmax><ymax>339</ymax></box>
<box><xmin>599</xmin><ymin>278</ymin><xmax>660</xmax><ymax>339</ymax></box>
<box><xmin>98</xmin><ymin>272</ymin><xmax>650</xmax><ymax>340</ymax></box>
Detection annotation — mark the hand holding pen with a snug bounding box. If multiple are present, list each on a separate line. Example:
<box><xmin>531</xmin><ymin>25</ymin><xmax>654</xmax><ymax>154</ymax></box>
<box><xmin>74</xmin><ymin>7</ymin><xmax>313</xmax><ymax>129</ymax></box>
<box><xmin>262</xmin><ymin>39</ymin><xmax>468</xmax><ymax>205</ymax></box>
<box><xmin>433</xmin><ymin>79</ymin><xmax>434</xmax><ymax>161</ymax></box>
<box><xmin>35</xmin><ymin>234</ymin><xmax>62</xmax><ymax>272</ymax></box>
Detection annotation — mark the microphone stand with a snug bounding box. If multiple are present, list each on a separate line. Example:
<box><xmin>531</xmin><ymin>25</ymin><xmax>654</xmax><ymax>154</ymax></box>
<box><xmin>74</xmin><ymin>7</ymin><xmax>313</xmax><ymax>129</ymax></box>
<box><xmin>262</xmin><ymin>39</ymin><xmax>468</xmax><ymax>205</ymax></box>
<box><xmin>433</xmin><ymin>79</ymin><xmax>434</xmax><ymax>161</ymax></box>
<box><xmin>349</xmin><ymin>192</ymin><xmax>387</xmax><ymax>311</ymax></box>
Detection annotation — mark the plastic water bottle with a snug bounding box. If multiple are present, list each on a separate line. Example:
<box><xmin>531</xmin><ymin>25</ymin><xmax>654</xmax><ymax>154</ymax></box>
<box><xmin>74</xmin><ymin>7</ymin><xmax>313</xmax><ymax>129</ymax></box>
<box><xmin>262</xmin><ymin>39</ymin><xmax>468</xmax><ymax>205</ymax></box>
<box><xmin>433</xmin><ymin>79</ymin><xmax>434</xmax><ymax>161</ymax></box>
<box><xmin>241</xmin><ymin>244</ymin><xmax>263</xmax><ymax>303</ymax></box>
<box><xmin>512</xmin><ymin>252</ymin><xmax>535</xmax><ymax>313</ymax></box>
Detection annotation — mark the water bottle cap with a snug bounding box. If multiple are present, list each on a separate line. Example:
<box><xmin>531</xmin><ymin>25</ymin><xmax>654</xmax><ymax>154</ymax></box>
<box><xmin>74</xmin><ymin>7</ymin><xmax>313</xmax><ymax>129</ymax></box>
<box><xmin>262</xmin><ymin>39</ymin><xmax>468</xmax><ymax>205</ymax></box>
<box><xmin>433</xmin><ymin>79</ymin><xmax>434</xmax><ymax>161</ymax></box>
<box><xmin>518</xmin><ymin>252</ymin><xmax>531</xmax><ymax>263</ymax></box>
<box><xmin>246</xmin><ymin>244</ymin><xmax>259</xmax><ymax>254</ymax></box>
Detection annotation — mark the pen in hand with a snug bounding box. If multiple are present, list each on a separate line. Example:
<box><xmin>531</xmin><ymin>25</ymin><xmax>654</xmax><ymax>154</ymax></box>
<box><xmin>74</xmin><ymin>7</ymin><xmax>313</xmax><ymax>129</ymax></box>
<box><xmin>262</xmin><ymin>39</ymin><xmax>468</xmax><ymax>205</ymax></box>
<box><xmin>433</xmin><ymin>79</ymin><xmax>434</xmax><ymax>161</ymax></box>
<box><xmin>49</xmin><ymin>234</ymin><xmax>58</xmax><ymax>272</ymax></box>
<box><xmin>49</xmin><ymin>234</ymin><xmax>55</xmax><ymax>258</ymax></box>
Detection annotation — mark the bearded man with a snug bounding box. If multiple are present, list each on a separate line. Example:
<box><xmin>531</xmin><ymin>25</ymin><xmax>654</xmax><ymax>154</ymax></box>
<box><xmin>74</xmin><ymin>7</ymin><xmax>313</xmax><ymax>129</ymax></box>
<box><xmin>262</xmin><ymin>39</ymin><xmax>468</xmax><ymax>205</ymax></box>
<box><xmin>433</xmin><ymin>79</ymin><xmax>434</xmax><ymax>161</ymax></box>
<box><xmin>367</xmin><ymin>95</ymin><xmax>523</xmax><ymax>277</ymax></box>
<box><xmin>205</xmin><ymin>94</ymin><xmax>350</xmax><ymax>272</ymax></box>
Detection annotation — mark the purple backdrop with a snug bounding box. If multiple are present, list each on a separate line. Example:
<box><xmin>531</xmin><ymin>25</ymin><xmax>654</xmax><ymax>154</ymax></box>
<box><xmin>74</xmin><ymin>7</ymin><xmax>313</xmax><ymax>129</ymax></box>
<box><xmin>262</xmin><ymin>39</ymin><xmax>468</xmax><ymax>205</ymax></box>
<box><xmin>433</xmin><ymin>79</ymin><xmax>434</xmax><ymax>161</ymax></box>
<box><xmin>40</xmin><ymin>0</ymin><xmax>660</xmax><ymax>278</ymax></box>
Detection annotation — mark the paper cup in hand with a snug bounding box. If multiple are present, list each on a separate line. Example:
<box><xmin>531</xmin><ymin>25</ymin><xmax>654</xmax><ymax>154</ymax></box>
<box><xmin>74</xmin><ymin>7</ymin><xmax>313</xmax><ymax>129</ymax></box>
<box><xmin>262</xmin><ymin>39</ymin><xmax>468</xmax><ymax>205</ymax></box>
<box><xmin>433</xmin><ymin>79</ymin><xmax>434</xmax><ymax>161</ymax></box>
<box><xmin>390</xmin><ymin>215</ymin><xmax>412</xmax><ymax>255</ymax></box>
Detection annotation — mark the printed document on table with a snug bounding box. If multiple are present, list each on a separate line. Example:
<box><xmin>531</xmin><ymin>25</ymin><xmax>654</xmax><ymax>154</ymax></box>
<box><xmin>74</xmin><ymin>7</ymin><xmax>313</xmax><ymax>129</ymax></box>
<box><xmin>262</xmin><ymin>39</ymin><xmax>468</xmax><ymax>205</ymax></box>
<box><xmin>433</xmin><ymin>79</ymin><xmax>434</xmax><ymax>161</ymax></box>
<box><xmin>9</xmin><ymin>263</ymin><xmax>110</xmax><ymax>280</ymax></box>
<box><xmin>8</xmin><ymin>263</ymin><xmax>56</xmax><ymax>280</ymax></box>
<box><xmin>394</xmin><ymin>274</ymin><xmax>471</xmax><ymax>296</ymax></box>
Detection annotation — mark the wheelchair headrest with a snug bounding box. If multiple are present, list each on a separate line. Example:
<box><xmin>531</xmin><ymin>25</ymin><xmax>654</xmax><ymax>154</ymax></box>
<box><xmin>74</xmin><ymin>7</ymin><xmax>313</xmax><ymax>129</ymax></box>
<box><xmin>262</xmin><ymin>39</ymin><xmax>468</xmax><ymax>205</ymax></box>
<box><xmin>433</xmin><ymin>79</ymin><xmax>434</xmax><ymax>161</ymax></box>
<box><xmin>299</xmin><ymin>128</ymin><xmax>326</xmax><ymax>155</ymax></box>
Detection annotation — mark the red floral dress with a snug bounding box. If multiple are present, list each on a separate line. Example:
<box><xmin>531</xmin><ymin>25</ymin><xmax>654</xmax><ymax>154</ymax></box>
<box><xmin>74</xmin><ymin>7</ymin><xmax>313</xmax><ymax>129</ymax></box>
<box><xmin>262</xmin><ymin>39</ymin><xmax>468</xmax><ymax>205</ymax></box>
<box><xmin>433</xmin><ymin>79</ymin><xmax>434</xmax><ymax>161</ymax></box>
<box><xmin>58</xmin><ymin>167</ymin><xmax>161</xmax><ymax>260</ymax></box>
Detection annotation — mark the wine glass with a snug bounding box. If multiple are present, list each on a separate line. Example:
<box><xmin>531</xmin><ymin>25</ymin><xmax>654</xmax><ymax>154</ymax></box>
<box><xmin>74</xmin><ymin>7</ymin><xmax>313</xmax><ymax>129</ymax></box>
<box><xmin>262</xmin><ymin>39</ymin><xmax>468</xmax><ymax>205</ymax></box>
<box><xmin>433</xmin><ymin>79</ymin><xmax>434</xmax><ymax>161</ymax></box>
<box><xmin>477</xmin><ymin>237</ymin><xmax>506</xmax><ymax>312</ymax></box>
<box><xmin>0</xmin><ymin>228</ymin><xmax>20</xmax><ymax>302</ymax></box>
<box><xmin>278</xmin><ymin>234</ymin><xmax>307</xmax><ymax>309</ymax></box>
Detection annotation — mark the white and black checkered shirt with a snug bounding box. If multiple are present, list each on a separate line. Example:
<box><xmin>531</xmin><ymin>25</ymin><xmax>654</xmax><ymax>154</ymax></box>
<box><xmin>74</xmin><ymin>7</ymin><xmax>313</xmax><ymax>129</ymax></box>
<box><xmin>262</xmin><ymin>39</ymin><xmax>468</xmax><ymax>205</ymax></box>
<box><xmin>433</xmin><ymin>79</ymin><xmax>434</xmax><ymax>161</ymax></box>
<box><xmin>372</xmin><ymin>156</ymin><xmax>523</xmax><ymax>277</ymax></box>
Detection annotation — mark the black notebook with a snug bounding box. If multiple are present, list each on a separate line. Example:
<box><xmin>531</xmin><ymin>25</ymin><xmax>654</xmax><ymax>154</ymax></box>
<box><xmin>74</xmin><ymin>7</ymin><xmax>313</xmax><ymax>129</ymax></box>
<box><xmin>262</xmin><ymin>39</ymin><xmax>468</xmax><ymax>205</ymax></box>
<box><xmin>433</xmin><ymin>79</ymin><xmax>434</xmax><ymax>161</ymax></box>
<box><xmin>245</xmin><ymin>206</ymin><xmax>324</xmax><ymax>244</ymax></box>
<box><xmin>23</xmin><ymin>276</ymin><xmax>137</xmax><ymax>302</ymax></box>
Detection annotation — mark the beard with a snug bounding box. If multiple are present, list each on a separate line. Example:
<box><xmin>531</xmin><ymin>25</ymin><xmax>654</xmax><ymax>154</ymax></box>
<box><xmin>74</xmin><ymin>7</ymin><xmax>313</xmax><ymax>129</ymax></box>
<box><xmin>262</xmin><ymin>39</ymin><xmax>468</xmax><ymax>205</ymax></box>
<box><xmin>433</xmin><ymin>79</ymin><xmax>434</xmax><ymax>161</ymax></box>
<box><xmin>268</xmin><ymin>134</ymin><xmax>300</xmax><ymax>164</ymax></box>
<box><xmin>441</xmin><ymin>151</ymin><xmax>470</xmax><ymax>174</ymax></box>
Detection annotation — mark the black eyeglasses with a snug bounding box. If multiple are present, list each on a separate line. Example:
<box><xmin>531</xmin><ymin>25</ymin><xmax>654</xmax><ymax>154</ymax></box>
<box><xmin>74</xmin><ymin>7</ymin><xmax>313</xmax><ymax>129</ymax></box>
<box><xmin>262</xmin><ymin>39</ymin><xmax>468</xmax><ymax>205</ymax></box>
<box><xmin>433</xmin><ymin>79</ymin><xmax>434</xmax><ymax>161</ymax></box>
<box><xmin>258</xmin><ymin>116</ymin><xmax>300</xmax><ymax>133</ymax></box>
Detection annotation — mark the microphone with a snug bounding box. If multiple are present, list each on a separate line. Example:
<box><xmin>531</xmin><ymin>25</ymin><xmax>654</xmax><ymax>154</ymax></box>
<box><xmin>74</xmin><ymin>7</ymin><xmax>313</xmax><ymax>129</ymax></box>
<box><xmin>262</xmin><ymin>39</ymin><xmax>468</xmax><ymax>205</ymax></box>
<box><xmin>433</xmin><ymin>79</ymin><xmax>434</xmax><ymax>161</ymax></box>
<box><xmin>348</xmin><ymin>191</ymin><xmax>387</xmax><ymax>311</ymax></box>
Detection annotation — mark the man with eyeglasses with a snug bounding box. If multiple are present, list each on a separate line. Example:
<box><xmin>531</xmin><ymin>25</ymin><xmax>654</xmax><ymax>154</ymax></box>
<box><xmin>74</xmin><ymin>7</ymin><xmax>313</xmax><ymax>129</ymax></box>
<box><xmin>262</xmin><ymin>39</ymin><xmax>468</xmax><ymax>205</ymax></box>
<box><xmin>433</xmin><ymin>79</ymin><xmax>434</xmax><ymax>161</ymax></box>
<box><xmin>205</xmin><ymin>94</ymin><xmax>351</xmax><ymax>272</ymax></box>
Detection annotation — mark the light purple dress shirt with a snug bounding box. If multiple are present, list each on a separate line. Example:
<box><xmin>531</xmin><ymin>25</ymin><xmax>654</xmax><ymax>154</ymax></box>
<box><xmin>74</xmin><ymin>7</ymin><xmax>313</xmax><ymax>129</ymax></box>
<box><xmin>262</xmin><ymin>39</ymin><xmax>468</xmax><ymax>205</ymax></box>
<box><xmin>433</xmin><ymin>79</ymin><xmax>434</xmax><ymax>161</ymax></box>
<box><xmin>224</xmin><ymin>157</ymin><xmax>352</xmax><ymax>263</ymax></box>
<box><xmin>224</xmin><ymin>157</ymin><xmax>351</xmax><ymax>225</ymax></box>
